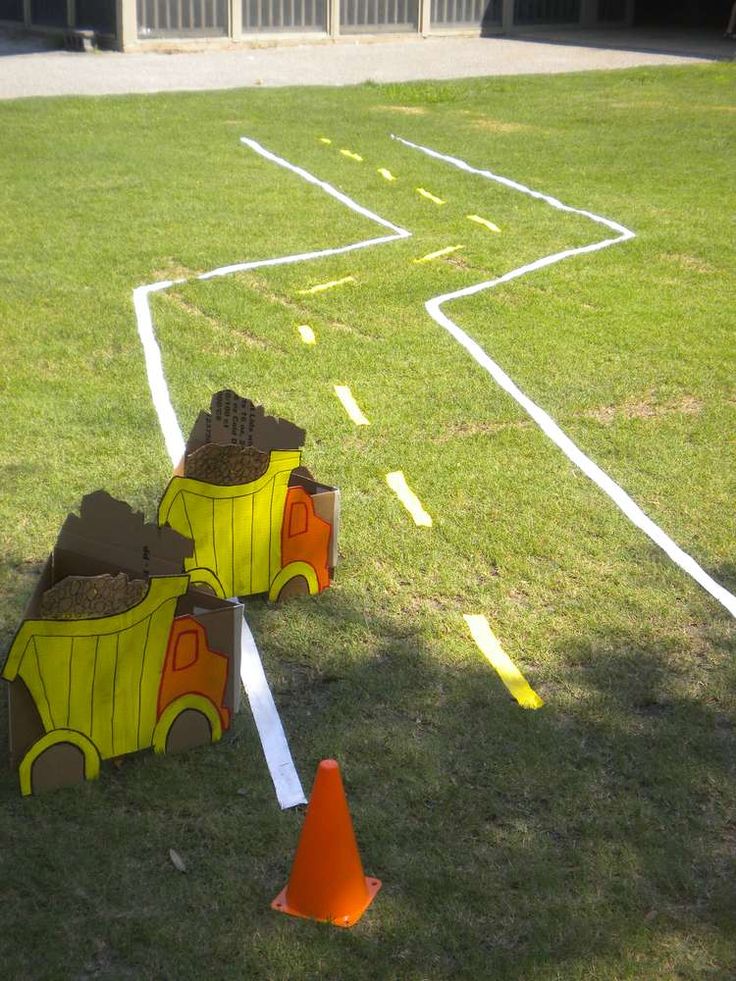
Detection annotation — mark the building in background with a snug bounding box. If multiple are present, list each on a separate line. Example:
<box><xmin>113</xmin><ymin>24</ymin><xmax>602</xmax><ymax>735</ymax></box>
<box><xmin>0</xmin><ymin>0</ymin><xmax>729</xmax><ymax>53</ymax></box>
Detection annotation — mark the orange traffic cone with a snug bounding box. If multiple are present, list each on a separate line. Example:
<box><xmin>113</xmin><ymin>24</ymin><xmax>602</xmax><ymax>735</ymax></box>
<box><xmin>271</xmin><ymin>759</ymin><xmax>381</xmax><ymax>928</ymax></box>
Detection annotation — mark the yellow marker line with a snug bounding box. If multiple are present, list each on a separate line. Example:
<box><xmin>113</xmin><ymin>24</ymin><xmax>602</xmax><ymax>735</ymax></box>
<box><xmin>318</xmin><ymin>137</ymin><xmax>332</xmax><ymax>145</ymax></box>
<box><xmin>467</xmin><ymin>214</ymin><xmax>501</xmax><ymax>233</ymax></box>
<box><xmin>416</xmin><ymin>187</ymin><xmax>445</xmax><ymax>205</ymax></box>
<box><xmin>340</xmin><ymin>149</ymin><xmax>364</xmax><ymax>162</ymax></box>
<box><xmin>413</xmin><ymin>245</ymin><xmax>464</xmax><ymax>263</ymax></box>
<box><xmin>298</xmin><ymin>276</ymin><xmax>355</xmax><ymax>295</ymax></box>
<box><xmin>378</xmin><ymin>168</ymin><xmax>397</xmax><ymax>182</ymax></box>
<box><xmin>334</xmin><ymin>386</ymin><xmax>370</xmax><ymax>426</ymax></box>
<box><xmin>385</xmin><ymin>471</ymin><xmax>433</xmax><ymax>527</ymax></box>
<box><xmin>297</xmin><ymin>325</ymin><xmax>316</xmax><ymax>345</ymax></box>
<box><xmin>463</xmin><ymin>615</ymin><xmax>543</xmax><ymax>709</ymax></box>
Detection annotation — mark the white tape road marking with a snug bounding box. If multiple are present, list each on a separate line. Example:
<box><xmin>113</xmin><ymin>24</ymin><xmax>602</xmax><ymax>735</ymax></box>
<box><xmin>394</xmin><ymin>134</ymin><xmax>736</xmax><ymax>619</ymax></box>
<box><xmin>131</xmin><ymin>137</ymin><xmax>410</xmax><ymax>809</ymax></box>
<box><xmin>239</xmin><ymin>617</ymin><xmax>307</xmax><ymax>808</ymax></box>
<box><xmin>131</xmin><ymin>132</ymin><xmax>736</xmax><ymax>807</ymax></box>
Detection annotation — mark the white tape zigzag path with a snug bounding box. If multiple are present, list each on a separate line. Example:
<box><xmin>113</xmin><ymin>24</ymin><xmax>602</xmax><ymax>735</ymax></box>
<box><xmin>134</xmin><ymin>136</ymin><xmax>736</xmax><ymax>802</ymax></box>
<box><xmin>133</xmin><ymin>137</ymin><xmax>410</xmax><ymax>809</ymax></box>
<box><xmin>392</xmin><ymin>135</ymin><xmax>736</xmax><ymax>620</ymax></box>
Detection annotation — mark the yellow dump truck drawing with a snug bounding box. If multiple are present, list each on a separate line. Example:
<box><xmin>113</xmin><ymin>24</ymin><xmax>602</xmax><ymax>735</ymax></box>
<box><xmin>158</xmin><ymin>449</ymin><xmax>337</xmax><ymax>602</ymax></box>
<box><xmin>2</xmin><ymin>574</ymin><xmax>235</xmax><ymax>796</ymax></box>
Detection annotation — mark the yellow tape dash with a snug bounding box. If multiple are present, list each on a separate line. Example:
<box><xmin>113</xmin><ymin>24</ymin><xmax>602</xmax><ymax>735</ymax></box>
<box><xmin>378</xmin><ymin>168</ymin><xmax>397</xmax><ymax>182</ymax></box>
<box><xmin>297</xmin><ymin>325</ymin><xmax>316</xmax><ymax>345</ymax></box>
<box><xmin>413</xmin><ymin>245</ymin><xmax>464</xmax><ymax>264</ymax></box>
<box><xmin>298</xmin><ymin>276</ymin><xmax>355</xmax><ymax>295</ymax></box>
<box><xmin>416</xmin><ymin>187</ymin><xmax>445</xmax><ymax>205</ymax></box>
<box><xmin>467</xmin><ymin>214</ymin><xmax>501</xmax><ymax>233</ymax></box>
<box><xmin>463</xmin><ymin>615</ymin><xmax>543</xmax><ymax>709</ymax></box>
<box><xmin>334</xmin><ymin>386</ymin><xmax>370</xmax><ymax>426</ymax></box>
<box><xmin>318</xmin><ymin>137</ymin><xmax>333</xmax><ymax>145</ymax></box>
<box><xmin>340</xmin><ymin>149</ymin><xmax>364</xmax><ymax>162</ymax></box>
<box><xmin>385</xmin><ymin>471</ymin><xmax>433</xmax><ymax>527</ymax></box>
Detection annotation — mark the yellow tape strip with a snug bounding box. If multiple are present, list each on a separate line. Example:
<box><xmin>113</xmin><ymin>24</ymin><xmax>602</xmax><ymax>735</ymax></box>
<box><xmin>463</xmin><ymin>615</ymin><xmax>543</xmax><ymax>709</ymax></box>
<box><xmin>414</xmin><ymin>245</ymin><xmax>464</xmax><ymax>263</ymax></box>
<box><xmin>385</xmin><ymin>471</ymin><xmax>433</xmax><ymax>527</ymax></box>
<box><xmin>416</xmin><ymin>187</ymin><xmax>445</xmax><ymax>205</ymax></box>
<box><xmin>378</xmin><ymin>168</ymin><xmax>397</xmax><ymax>182</ymax></box>
<box><xmin>297</xmin><ymin>324</ymin><xmax>316</xmax><ymax>345</ymax></box>
<box><xmin>467</xmin><ymin>214</ymin><xmax>501</xmax><ymax>233</ymax></box>
<box><xmin>334</xmin><ymin>385</ymin><xmax>370</xmax><ymax>425</ymax></box>
<box><xmin>298</xmin><ymin>276</ymin><xmax>355</xmax><ymax>295</ymax></box>
<box><xmin>340</xmin><ymin>149</ymin><xmax>364</xmax><ymax>162</ymax></box>
<box><xmin>318</xmin><ymin>137</ymin><xmax>332</xmax><ymax>145</ymax></box>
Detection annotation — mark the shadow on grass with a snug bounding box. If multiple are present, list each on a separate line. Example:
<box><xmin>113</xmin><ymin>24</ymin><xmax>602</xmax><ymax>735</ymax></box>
<box><xmin>0</xmin><ymin>577</ymin><xmax>734</xmax><ymax>978</ymax></box>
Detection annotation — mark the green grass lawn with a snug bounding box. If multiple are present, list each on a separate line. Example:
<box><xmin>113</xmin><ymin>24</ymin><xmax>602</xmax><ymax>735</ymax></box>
<box><xmin>1</xmin><ymin>63</ymin><xmax>735</xmax><ymax>979</ymax></box>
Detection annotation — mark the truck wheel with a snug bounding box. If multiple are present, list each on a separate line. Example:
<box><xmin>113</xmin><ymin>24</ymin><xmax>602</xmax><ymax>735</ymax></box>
<box><xmin>277</xmin><ymin>575</ymin><xmax>310</xmax><ymax>601</ymax></box>
<box><xmin>268</xmin><ymin>562</ymin><xmax>319</xmax><ymax>602</ymax></box>
<box><xmin>18</xmin><ymin>729</ymin><xmax>101</xmax><ymax>797</ymax></box>
<box><xmin>185</xmin><ymin>567</ymin><xmax>226</xmax><ymax>599</ymax></box>
<box><xmin>152</xmin><ymin>694</ymin><xmax>223</xmax><ymax>756</ymax></box>
<box><xmin>164</xmin><ymin>708</ymin><xmax>212</xmax><ymax>753</ymax></box>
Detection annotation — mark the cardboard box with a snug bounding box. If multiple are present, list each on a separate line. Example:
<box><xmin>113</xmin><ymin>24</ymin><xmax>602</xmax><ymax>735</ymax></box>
<box><xmin>161</xmin><ymin>391</ymin><xmax>340</xmax><ymax>601</ymax></box>
<box><xmin>2</xmin><ymin>491</ymin><xmax>243</xmax><ymax>796</ymax></box>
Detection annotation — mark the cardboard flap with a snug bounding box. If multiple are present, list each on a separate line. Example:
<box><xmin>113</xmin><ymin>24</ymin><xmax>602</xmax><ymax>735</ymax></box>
<box><xmin>289</xmin><ymin>473</ymin><xmax>341</xmax><ymax>570</ymax></box>
<box><xmin>56</xmin><ymin>491</ymin><xmax>193</xmax><ymax>581</ymax></box>
<box><xmin>185</xmin><ymin>390</ymin><xmax>306</xmax><ymax>456</ymax></box>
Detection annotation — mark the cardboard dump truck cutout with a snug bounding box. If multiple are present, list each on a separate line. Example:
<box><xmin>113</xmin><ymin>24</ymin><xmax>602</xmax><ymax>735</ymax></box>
<box><xmin>2</xmin><ymin>493</ymin><xmax>242</xmax><ymax>796</ymax></box>
<box><xmin>158</xmin><ymin>391</ymin><xmax>340</xmax><ymax>602</ymax></box>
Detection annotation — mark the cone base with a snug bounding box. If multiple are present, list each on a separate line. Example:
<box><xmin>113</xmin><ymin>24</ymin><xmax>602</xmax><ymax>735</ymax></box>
<box><xmin>271</xmin><ymin>876</ymin><xmax>382</xmax><ymax>929</ymax></box>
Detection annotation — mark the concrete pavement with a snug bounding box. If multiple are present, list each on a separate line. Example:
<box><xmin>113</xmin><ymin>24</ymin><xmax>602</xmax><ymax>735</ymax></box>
<box><xmin>0</xmin><ymin>28</ymin><xmax>722</xmax><ymax>100</ymax></box>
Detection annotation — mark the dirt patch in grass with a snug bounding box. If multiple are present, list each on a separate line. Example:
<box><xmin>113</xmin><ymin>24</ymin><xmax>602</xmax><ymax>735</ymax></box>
<box><xmin>433</xmin><ymin>418</ymin><xmax>533</xmax><ymax>442</ymax></box>
<box><xmin>587</xmin><ymin>393</ymin><xmax>703</xmax><ymax>425</ymax></box>
<box><xmin>660</xmin><ymin>252</ymin><xmax>715</xmax><ymax>274</ymax></box>
<box><xmin>238</xmin><ymin>274</ymin><xmax>374</xmax><ymax>340</ymax></box>
<box><xmin>465</xmin><ymin>116</ymin><xmax>535</xmax><ymax>134</ymax></box>
<box><xmin>327</xmin><ymin>317</ymin><xmax>375</xmax><ymax>339</ymax></box>
<box><xmin>235</xmin><ymin>274</ymin><xmax>319</xmax><ymax>327</ymax></box>
<box><xmin>153</xmin><ymin>260</ymin><xmax>198</xmax><ymax>282</ymax></box>
<box><xmin>610</xmin><ymin>100</ymin><xmax>669</xmax><ymax>110</ymax></box>
<box><xmin>163</xmin><ymin>291</ymin><xmax>271</xmax><ymax>350</ymax></box>
<box><xmin>373</xmin><ymin>105</ymin><xmax>428</xmax><ymax>115</ymax></box>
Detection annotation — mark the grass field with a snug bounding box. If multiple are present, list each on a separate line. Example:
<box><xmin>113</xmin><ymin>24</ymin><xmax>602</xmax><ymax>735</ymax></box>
<box><xmin>1</xmin><ymin>63</ymin><xmax>735</xmax><ymax>979</ymax></box>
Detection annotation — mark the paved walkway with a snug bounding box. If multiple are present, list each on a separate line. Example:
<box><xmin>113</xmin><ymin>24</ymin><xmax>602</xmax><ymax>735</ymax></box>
<box><xmin>0</xmin><ymin>27</ymin><xmax>728</xmax><ymax>100</ymax></box>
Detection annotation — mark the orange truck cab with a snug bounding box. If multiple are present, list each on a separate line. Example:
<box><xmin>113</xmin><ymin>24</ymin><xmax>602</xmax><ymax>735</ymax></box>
<box><xmin>157</xmin><ymin>616</ymin><xmax>231</xmax><ymax>745</ymax></box>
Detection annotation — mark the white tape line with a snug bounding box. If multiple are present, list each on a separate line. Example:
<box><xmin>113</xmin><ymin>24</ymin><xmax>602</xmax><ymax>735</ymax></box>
<box><xmin>131</xmin><ymin>137</ymin><xmax>411</xmax><ymax>810</ymax></box>
<box><xmin>395</xmin><ymin>135</ymin><xmax>736</xmax><ymax>619</ymax></box>
<box><xmin>133</xmin><ymin>137</ymin><xmax>410</xmax><ymax>468</ymax></box>
<box><xmin>133</xmin><ymin>280</ymin><xmax>187</xmax><ymax>467</ymax></box>
<box><xmin>386</xmin><ymin>471</ymin><xmax>433</xmax><ymax>527</ymax></box>
<box><xmin>334</xmin><ymin>385</ymin><xmax>370</xmax><ymax>425</ymax></box>
<box><xmin>239</xmin><ymin>616</ymin><xmax>307</xmax><ymax>809</ymax></box>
